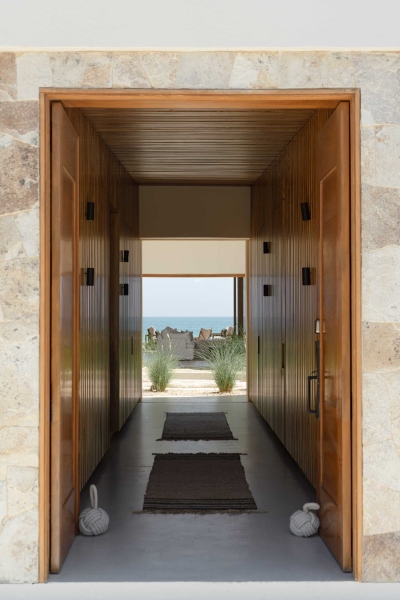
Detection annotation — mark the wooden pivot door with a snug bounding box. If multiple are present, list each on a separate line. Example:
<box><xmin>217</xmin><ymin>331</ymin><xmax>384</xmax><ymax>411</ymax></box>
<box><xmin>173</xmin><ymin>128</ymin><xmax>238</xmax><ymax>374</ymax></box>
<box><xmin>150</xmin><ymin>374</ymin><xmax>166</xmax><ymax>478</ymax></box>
<box><xmin>50</xmin><ymin>103</ymin><xmax>79</xmax><ymax>573</ymax></box>
<box><xmin>317</xmin><ymin>102</ymin><xmax>351</xmax><ymax>571</ymax></box>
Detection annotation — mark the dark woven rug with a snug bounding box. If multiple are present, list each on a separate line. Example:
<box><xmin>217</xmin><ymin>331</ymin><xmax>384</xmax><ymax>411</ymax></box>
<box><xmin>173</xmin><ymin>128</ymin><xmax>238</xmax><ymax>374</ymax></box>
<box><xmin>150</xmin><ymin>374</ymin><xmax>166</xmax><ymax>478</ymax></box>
<box><xmin>142</xmin><ymin>453</ymin><xmax>257</xmax><ymax>512</ymax></box>
<box><xmin>159</xmin><ymin>412</ymin><xmax>236</xmax><ymax>441</ymax></box>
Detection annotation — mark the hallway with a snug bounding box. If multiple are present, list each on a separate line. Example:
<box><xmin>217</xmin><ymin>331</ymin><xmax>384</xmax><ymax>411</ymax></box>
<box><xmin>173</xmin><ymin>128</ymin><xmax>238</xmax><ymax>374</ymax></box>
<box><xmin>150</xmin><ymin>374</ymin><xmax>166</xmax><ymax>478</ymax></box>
<box><xmin>50</xmin><ymin>398</ymin><xmax>351</xmax><ymax>583</ymax></box>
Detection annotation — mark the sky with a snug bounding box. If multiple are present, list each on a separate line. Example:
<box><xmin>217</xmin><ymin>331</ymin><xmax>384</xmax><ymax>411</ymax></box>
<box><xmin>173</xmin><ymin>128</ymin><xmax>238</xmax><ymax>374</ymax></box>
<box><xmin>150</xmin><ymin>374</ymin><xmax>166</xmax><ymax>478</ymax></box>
<box><xmin>143</xmin><ymin>277</ymin><xmax>234</xmax><ymax>317</ymax></box>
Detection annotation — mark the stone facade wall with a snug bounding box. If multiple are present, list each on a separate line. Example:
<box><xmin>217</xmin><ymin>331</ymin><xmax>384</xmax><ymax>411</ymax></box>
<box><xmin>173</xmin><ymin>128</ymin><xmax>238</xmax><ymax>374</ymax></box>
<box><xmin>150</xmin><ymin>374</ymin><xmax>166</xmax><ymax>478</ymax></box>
<box><xmin>0</xmin><ymin>50</ymin><xmax>399</xmax><ymax>583</ymax></box>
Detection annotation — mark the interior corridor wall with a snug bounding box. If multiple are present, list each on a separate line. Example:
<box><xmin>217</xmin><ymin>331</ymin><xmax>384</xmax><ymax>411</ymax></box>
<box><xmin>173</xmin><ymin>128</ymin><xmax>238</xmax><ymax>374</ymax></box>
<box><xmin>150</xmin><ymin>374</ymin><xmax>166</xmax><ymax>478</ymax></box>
<box><xmin>249</xmin><ymin>110</ymin><xmax>332</xmax><ymax>486</ymax></box>
<box><xmin>65</xmin><ymin>109</ymin><xmax>141</xmax><ymax>488</ymax></box>
<box><xmin>109</xmin><ymin>172</ymin><xmax>142</xmax><ymax>432</ymax></box>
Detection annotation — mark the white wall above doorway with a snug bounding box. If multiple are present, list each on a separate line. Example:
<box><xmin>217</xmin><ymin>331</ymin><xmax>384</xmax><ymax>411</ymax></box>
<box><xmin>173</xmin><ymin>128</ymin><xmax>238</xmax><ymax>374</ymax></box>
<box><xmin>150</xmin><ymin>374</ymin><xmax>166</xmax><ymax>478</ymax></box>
<box><xmin>139</xmin><ymin>186</ymin><xmax>251</xmax><ymax>239</ymax></box>
<box><xmin>0</xmin><ymin>0</ymin><xmax>397</xmax><ymax>49</ymax></box>
<box><xmin>142</xmin><ymin>240</ymin><xmax>246</xmax><ymax>276</ymax></box>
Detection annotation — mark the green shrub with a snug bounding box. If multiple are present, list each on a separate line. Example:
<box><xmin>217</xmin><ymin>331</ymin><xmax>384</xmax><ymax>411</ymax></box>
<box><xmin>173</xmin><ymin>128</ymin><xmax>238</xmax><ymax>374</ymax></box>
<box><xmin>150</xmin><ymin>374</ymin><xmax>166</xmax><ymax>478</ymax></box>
<box><xmin>143</xmin><ymin>337</ymin><xmax>157</xmax><ymax>352</ymax></box>
<box><xmin>146</xmin><ymin>349</ymin><xmax>179</xmax><ymax>392</ymax></box>
<box><xmin>196</xmin><ymin>337</ymin><xmax>246</xmax><ymax>393</ymax></box>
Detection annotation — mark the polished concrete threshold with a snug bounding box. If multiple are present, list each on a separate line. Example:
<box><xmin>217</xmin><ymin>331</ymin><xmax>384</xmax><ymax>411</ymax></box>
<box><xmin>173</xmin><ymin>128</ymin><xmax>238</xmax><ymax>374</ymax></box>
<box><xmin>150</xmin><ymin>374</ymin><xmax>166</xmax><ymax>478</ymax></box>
<box><xmin>8</xmin><ymin>583</ymin><xmax>400</xmax><ymax>600</ymax></box>
<box><xmin>49</xmin><ymin>398</ymin><xmax>353</xmax><ymax>583</ymax></box>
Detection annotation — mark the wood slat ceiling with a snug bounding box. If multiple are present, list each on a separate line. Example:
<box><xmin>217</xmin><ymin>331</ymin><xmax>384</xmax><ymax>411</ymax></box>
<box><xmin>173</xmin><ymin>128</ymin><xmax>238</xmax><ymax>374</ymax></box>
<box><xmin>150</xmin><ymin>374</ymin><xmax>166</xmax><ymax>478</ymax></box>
<box><xmin>82</xmin><ymin>108</ymin><xmax>316</xmax><ymax>184</ymax></box>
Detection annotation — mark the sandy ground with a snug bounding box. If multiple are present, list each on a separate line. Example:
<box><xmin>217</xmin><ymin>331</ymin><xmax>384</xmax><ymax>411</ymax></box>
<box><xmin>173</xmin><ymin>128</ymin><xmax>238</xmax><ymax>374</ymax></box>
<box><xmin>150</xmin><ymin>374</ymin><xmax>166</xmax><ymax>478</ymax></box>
<box><xmin>142</xmin><ymin>386</ymin><xmax>247</xmax><ymax>398</ymax></box>
<box><xmin>142</xmin><ymin>364</ymin><xmax>247</xmax><ymax>398</ymax></box>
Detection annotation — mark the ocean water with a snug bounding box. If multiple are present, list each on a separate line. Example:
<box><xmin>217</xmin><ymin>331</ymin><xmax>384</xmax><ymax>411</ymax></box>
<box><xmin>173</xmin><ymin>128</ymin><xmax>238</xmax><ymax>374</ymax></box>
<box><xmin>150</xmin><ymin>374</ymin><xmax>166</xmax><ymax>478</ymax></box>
<box><xmin>143</xmin><ymin>317</ymin><xmax>234</xmax><ymax>340</ymax></box>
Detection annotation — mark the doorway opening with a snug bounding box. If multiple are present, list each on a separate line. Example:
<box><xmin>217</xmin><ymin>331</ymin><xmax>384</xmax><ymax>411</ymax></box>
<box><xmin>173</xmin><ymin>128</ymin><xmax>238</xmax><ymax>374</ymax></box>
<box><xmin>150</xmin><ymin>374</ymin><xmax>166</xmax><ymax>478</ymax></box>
<box><xmin>39</xmin><ymin>90</ymin><xmax>361</xmax><ymax>583</ymax></box>
<box><xmin>142</xmin><ymin>272</ymin><xmax>246</xmax><ymax>399</ymax></box>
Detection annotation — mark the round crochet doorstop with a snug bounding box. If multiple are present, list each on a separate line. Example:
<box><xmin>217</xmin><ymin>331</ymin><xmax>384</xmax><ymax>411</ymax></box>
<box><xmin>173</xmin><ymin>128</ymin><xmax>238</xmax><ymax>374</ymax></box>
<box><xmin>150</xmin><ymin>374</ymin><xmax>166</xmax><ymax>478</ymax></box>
<box><xmin>79</xmin><ymin>485</ymin><xmax>109</xmax><ymax>536</ymax></box>
<box><xmin>289</xmin><ymin>502</ymin><xmax>320</xmax><ymax>537</ymax></box>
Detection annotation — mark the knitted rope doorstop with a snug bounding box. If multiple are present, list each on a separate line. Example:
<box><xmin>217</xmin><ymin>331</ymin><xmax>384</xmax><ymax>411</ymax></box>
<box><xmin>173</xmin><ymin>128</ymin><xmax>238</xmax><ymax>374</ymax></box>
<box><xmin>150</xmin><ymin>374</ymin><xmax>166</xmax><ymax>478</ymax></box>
<box><xmin>289</xmin><ymin>502</ymin><xmax>320</xmax><ymax>537</ymax></box>
<box><xmin>79</xmin><ymin>484</ymin><xmax>109</xmax><ymax>536</ymax></box>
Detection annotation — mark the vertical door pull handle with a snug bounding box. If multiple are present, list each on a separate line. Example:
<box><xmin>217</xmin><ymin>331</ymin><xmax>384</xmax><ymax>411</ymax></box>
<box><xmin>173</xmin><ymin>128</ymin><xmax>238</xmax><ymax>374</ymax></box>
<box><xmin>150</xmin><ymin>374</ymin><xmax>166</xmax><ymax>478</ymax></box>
<box><xmin>307</xmin><ymin>371</ymin><xmax>318</xmax><ymax>416</ymax></box>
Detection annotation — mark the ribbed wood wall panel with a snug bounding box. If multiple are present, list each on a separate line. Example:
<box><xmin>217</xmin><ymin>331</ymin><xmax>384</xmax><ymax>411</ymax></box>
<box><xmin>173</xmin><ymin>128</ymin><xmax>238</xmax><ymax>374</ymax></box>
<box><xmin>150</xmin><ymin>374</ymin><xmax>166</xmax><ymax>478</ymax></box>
<box><xmin>249</xmin><ymin>110</ymin><xmax>332</xmax><ymax>486</ymax></box>
<box><xmin>65</xmin><ymin>108</ymin><xmax>141</xmax><ymax>489</ymax></box>
<box><xmin>117</xmin><ymin>181</ymin><xmax>142</xmax><ymax>430</ymax></box>
<box><xmin>65</xmin><ymin>108</ymin><xmax>111</xmax><ymax>490</ymax></box>
<box><xmin>248</xmin><ymin>182</ymin><xmax>261</xmax><ymax>407</ymax></box>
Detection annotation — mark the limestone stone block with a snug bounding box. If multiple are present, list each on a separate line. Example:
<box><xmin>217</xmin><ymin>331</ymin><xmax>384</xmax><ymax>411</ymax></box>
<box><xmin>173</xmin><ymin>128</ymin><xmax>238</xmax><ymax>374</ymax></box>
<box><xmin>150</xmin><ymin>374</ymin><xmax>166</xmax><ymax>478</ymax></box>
<box><xmin>0</xmin><ymin>353</ymin><xmax>38</xmax><ymax>431</ymax></box>
<box><xmin>0</xmin><ymin>215</ymin><xmax>23</xmax><ymax>262</ymax></box>
<box><xmin>0</xmin><ymin>507</ymin><xmax>38</xmax><ymax>583</ymax></box>
<box><xmin>363</xmin><ymin>531</ymin><xmax>400</xmax><ymax>582</ymax></box>
<box><xmin>363</xmin><ymin>439</ymin><xmax>400</xmax><ymax>491</ymax></box>
<box><xmin>9</xmin><ymin>336</ymin><xmax>39</xmax><ymax>394</ymax></box>
<box><xmin>0</xmin><ymin>134</ymin><xmax>39</xmax><ymax>215</ymax></box>
<box><xmin>82</xmin><ymin>53</ymin><xmax>112</xmax><ymax>88</ymax></box>
<box><xmin>0</xmin><ymin>257</ymin><xmax>39</xmax><ymax>323</ymax></box>
<box><xmin>15</xmin><ymin>207</ymin><xmax>39</xmax><ymax>257</ymax></box>
<box><xmin>353</xmin><ymin>53</ymin><xmax>400</xmax><ymax>125</ymax></box>
<box><xmin>360</xmin><ymin>127</ymin><xmax>376</xmax><ymax>186</ymax></box>
<box><xmin>6</xmin><ymin>336</ymin><xmax>39</xmax><ymax>400</ymax></box>
<box><xmin>176</xmin><ymin>52</ymin><xmax>235</xmax><ymax>89</ymax></box>
<box><xmin>0</xmin><ymin>101</ymin><xmax>39</xmax><ymax>146</ymax></box>
<box><xmin>392</xmin><ymin>416</ymin><xmax>400</xmax><ymax>449</ymax></box>
<box><xmin>363</xmin><ymin>478</ymin><xmax>400</xmax><ymax>536</ymax></box>
<box><xmin>360</xmin><ymin>108</ymin><xmax>377</xmax><ymax>128</ymax></box>
<box><xmin>0</xmin><ymin>53</ymin><xmax>17</xmax><ymax>100</ymax></box>
<box><xmin>0</xmin><ymin>427</ymin><xmax>38</xmax><ymax>472</ymax></box>
<box><xmin>384</xmin><ymin>370</ymin><xmax>400</xmax><ymax>421</ymax></box>
<box><xmin>3</xmin><ymin>242</ymin><xmax>25</xmax><ymax>262</ymax></box>
<box><xmin>50</xmin><ymin>52</ymin><xmax>86</xmax><ymax>87</ymax></box>
<box><xmin>362</xmin><ymin>322</ymin><xmax>400</xmax><ymax>373</ymax></box>
<box><xmin>363</xmin><ymin>246</ymin><xmax>400</xmax><ymax>322</ymax></box>
<box><xmin>278</xmin><ymin>52</ymin><xmax>323</xmax><ymax>88</ymax></box>
<box><xmin>319</xmin><ymin>52</ymin><xmax>355</xmax><ymax>87</ymax></box>
<box><xmin>375</xmin><ymin>125</ymin><xmax>400</xmax><ymax>188</ymax></box>
<box><xmin>361</xmin><ymin>184</ymin><xmax>400</xmax><ymax>252</ymax></box>
<box><xmin>140</xmin><ymin>52</ymin><xmax>179</xmax><ymax>89</ymax></box>
<box><xmin>112</xmin><ymin>54</ymin><xmax>150</xmax><ymax>89</ymax></box>
<box><xmin>362</xmin><ymin>373</ymin><xmax>391</xmax><ymax>446</ymax></box>
<box><xmin>6</xmin><ymin>466</ymin><xmax>38</xmax><ymax>518</ymax></box>
<box><xmin>0</xmin><ymin>364</ymin><xmax>38</xmax><ymax>427</ymax></box>
<box><xmin>229</xmin><ymin>53</ymin><xmax>279</xmax><ymax>89</ymax></box>
<box><xmin>0</xmin><ymin>480</ymin><xmax>6</xmax><ymax>525</ymax></box>
<box><xmin>16</xmin><ymin>53</ymin><xmax>53</xmax><ymax>100</ymax></box>
<box><xmin>0</xmin><ymin>320</ymin><xmax>38</xmax><ymax>343</ymax></box>
<box><xmin>0</xmin><ymin>334</ymin><xmax>6</xmax><ymax>380</ymax></box>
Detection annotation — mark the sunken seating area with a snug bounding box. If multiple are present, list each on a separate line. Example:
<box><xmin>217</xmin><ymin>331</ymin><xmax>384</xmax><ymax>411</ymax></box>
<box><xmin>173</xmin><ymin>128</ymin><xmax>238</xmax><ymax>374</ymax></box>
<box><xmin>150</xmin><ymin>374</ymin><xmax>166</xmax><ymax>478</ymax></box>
<box><xmin>156</xmin><ymin>326</ymin><xmax>195</xmax><ymax>360</ymax></box>
<box><xmin>149</xmin><ymin>325</ymin><xmax>235</xmax><ymax>360</ymax></box>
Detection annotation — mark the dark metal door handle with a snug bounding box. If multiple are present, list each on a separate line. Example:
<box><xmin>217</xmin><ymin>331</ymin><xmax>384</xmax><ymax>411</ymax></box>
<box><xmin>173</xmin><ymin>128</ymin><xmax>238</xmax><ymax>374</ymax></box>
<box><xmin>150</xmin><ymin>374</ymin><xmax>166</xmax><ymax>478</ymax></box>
<box><xmin>307</xmin><ymin>372</ymin><xmax>318</xmax><ymax>416</ymax></box>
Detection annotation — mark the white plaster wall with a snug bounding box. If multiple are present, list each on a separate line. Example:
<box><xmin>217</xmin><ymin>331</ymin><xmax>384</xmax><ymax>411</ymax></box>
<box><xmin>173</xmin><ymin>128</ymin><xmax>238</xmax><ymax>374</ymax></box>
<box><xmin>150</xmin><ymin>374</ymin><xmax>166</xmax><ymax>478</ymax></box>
<box><xmin>0</xmin><ymin>1</ymin><xmax>398</xmax><ymax>49</ymax></box>
<box><xmin>142</xmin><ymin>240</ymin><xmax>246</xmax><ymax>275</ymax></box>
<box><xmin>139</xmin><ymin>186</ymin><xmax>251</xmax><ymax>239</ymax></box>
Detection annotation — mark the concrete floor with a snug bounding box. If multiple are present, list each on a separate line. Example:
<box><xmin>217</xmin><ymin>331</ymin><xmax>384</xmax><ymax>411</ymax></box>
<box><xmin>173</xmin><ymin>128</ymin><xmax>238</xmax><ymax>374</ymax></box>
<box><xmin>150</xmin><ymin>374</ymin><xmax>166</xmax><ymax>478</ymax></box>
<box><xmin>7</xmin><ymin>583</ymin><xmax>400</xmax><ymax>600</ymax></box>
<box><xmin>50</xmin><ymin>397</ymin><xmax>353</xmax><ymax>583</ymax></box>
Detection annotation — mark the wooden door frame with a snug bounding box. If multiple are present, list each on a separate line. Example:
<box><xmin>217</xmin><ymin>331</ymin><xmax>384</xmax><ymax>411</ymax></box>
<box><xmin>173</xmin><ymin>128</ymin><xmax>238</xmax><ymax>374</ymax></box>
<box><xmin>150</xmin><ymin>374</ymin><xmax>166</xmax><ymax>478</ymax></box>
<box><xmin>39</xmin><ymin>88</ymin><xmax>361</xmax><ymax>582</ymax></box>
